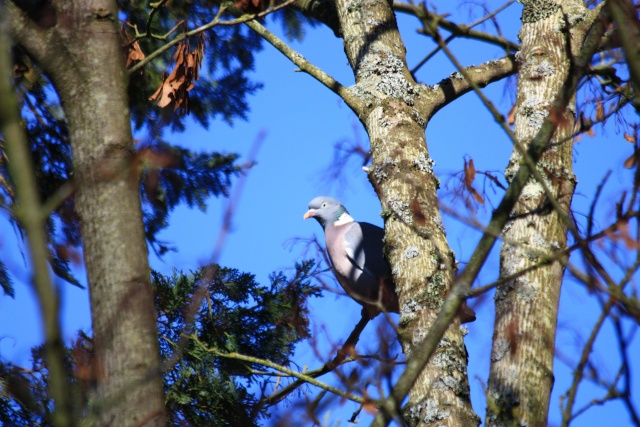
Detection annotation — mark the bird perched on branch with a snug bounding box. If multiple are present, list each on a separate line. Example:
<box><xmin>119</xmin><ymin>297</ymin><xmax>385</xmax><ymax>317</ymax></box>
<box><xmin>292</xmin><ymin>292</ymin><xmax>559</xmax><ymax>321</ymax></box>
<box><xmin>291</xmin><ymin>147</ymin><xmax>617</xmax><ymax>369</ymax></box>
<box><xmin>304</xmin><ymin>196</ymin><xmax>475</xmax><ymax>323</ymax></box>
<box><xmin>304</xmin><ymin>196</ymin><xmax>398</xmax><ymax>318</ymax></box>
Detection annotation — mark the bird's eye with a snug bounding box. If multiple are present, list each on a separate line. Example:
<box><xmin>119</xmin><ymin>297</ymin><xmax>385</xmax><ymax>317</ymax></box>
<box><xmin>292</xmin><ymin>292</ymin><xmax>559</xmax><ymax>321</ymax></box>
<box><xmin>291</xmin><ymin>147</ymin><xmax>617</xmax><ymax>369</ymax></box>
<box><xmin>322</xmin><ymin>202</ymin><xmax>327</xmax><ymax>208</ymax></box>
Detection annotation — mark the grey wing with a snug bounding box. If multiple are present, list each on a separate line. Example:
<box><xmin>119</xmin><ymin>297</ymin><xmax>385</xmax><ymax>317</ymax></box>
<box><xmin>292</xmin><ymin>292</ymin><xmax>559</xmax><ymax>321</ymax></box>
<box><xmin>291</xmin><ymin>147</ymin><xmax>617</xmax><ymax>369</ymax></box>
<box><xmin>343</xmin><ymin>222</ymin><xmax>389</xmax><ymax>279</ymax></box>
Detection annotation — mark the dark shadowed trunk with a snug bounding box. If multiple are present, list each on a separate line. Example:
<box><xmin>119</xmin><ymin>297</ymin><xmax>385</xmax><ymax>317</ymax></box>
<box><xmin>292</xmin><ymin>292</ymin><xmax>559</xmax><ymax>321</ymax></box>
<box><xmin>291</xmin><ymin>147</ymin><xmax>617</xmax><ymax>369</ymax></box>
<box><xmin>8</xmin><ymin>1</ymin><xmax>165</xmax><ymax>425</ymax></box>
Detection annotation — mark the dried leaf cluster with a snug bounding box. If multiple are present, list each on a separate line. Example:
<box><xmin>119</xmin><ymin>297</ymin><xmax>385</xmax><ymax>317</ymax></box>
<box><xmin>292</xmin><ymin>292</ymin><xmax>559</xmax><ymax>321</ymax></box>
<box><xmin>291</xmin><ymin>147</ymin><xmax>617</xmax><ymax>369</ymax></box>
<box><xmin>149</xmin><ymin>33</ymin><xmax>205</xmax><ymax>114</ymax></box>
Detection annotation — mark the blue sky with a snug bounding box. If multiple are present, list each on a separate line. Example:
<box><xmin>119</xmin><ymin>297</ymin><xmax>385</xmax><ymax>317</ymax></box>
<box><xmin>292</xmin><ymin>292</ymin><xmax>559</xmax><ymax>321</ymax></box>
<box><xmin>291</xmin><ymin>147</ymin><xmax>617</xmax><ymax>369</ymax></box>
<box><xmin>1</xmin><ymin>1</ymin><xmax>639</xmax><ymax>425</ymax></box>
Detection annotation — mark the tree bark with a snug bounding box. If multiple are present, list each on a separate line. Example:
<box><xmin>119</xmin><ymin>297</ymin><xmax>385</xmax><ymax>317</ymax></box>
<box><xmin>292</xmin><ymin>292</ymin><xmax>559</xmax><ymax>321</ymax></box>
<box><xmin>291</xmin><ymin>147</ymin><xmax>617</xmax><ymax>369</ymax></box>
<box><xmin>486</xmin><ymin>1</ymin><xmax>595</xmax><ymax>426</ymax></box>
<box><xmin>332</xmin><ymin>1</ymin><xmax>478</xmax><ymax>425</ymax></box>
<box><xmin>8</xmin><ymin>1</ymin><xmax>166</xmax><ymax>426</ymax></box>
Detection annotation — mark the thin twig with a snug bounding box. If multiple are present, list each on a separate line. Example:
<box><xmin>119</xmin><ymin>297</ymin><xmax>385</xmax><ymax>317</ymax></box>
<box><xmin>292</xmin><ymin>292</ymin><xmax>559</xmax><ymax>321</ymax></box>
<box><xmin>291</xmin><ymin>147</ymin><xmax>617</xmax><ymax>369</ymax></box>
<box><xmin>128</xmin><ymin>0</ymin><xmax>296</xmax><ymax>74</ymax></box>
<box><xmin>259</xmin><ymin>312</ymin><xmax>371</xmax><ymax>407</ymax></box>
<box><xmin>242</xmin><ymin>18</ymin><xmax>364</xmax><ymax>114</ymax></box>
<box><xmin>145</xmin><ymin>0</ymin><xmax>169</xmax><ymax>38</ymax></box>
<box><xmin>560</xmin><ymin>299</ymin><xmax>613</xmax><ymax>427</ymax></box>
<box><xmin>394</xmin><ymin>1</ymin><xmax>520</xmax><ymax>52</ymax></box>
<box><xmin>409</xmin><ymin>0</ymin><xmax>518</xmax><ymax>76</ymax></box>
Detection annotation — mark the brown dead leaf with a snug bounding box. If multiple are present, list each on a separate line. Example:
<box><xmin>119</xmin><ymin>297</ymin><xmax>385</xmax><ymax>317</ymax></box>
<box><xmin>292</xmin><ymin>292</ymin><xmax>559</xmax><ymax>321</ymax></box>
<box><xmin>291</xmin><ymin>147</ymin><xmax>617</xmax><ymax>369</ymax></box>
<box><xmin>149</xmin><ymin>34</ymin><xmax>205</xmax><ymax>114</ymax></box>
<box><xmin>125</xmin><ymin>41</ymin><xmax>145</xmax><ymax>69</ymax></box>
<box><xmin>507</xmin><ymin>103</ymin><xmax>517</xmax><ymax>125</ymax></box>
<box><xmin>362</xmin><ymin>401</ymin><xmax>378</xmax><ymax>415</ymax></box>
<box><xmin>604</xmin><ymin>220</ymin><xmax>639</xmax><ymax>250</ymax></box>
<box><xmin>467</xmin><ymin>158</ymin><xmax>476</xmax><ymax>184</ymax></box>
<box><xmin>623</xmin><ymin>150</ymin><xmax>637</xmax><ymax>169</ymax></box>
<box><xmin>136</xmin><ymin>147</ymin><xmax>178</xmax><ymax>169</ymax></box>
<box><xmin>578</xmin><ymin>113</ymin><xmax>594</xmax><ymax>137</ymax></box>
<box><xmin>72</xmin><ymin>339</ymin><xmax>94</xmax><ymax>382</ymax></box>
<box><xmin>120</xmin><ymin>25</ymin><xmax>146</xmax><ymax>69</ymax></box>
<box><xmin>573</xmin><ymin>119</ymin><xmax>583</xmax><ymax>143</ymax></box>
<box><xmin>595</xmin><ymin>100</ymin><xmax>604</xmax><ymax>122</ymax></box>
<box><xmin>134</xmin><ymin>147</ymin><xmax>179</xmax><ymax>204</ymax></box>
<box><xmin>463</xmin><ymin>158</ymin><xmax>484</xmax><ymax>204</ymax></box>
<box><xmin>470</xmin><ymin>187</ymin><xmax>485</xmax><ymax>204</ymax></box>
<box><xmin>54</xmin><ymin>244</ymin><xmax>83</xmax><ymax>267</ymax></box>
<box><xmin>616</xmin><ymin>221</ymin><xmax>638</xmax><ymax>249</ymax></box>
<box><xmin>623</xmin><ymin>133</ymin><xmax>636</xmax><ymax>143</ymax></box>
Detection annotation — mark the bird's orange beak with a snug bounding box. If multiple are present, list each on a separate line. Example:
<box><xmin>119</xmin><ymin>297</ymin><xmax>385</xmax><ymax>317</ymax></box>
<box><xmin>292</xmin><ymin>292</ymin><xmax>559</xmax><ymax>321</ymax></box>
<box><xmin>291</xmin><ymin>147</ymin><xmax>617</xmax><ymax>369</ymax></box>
<box><xmin>303</xmin><ymin>209</ymin><xmax>315</xmax><ymax>220</ymax></box>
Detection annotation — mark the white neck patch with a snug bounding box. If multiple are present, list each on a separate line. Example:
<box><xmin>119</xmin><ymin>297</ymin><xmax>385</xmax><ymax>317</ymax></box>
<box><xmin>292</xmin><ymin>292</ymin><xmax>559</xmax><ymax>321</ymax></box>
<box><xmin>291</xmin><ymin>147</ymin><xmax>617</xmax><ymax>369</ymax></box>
<box><xmin>334</xmin><ymin>212</ymin><xmax>354</xmax><ymax>226</ymax></box>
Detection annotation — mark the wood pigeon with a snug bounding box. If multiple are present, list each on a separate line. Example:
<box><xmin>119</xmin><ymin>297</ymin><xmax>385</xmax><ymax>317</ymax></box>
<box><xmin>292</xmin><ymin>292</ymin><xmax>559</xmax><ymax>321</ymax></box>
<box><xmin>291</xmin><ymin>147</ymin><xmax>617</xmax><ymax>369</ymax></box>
<box><xmin>304</xmin><ymin>196</ymin><xmax>475</xmax><ymax>323</ymax></box>
<box><xmin>304</xmin><ymin>196</ymin><xmax>399</xmax><ymax>318</ymax></box>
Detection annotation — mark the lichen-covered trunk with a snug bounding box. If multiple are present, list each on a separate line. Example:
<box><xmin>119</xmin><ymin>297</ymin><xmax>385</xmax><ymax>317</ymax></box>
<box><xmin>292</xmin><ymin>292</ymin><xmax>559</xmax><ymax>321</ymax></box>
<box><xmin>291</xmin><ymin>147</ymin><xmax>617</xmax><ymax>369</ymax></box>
<box><xmin>8</xmin><ymin>1</ymin><xmax>166</xmax><ymax>426</ymax></box>
<box><xmin>486</xmin><ymin>1</ymin><xmax>587</xmax><ymax>425</ymax></box>
<box><xmin>334</xmin><ymin>1</ymin><xmax>478</xmax><ymax>425</ymax></box>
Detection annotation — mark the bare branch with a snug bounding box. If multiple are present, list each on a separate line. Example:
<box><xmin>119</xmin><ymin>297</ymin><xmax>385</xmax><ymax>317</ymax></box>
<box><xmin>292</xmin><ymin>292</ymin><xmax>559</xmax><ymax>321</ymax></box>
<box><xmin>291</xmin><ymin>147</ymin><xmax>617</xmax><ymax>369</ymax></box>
<box><xmin>561</xmin><ymin>299</ymin><xmax>614</xmax><ymax>426</ymax></box>
<box><xmin>259</xmin><ymin>312</ymin><xmax>370</xmax><ymax>407</ymax></box>
<box><xmin>145</xmin><ymin>0</ymin><xmax>170</xmax><ymax>39</ymax></box>
<box><xmin>394</xmin><ymin>1</ymin><xmax>520</xmax><ymax>53</ymax></box>
<box><xmin>429</xmin><ymin>55</ymin><xmax>518</xmax><ymax>118</ymax></box>
<box><xmin>242</xmin><ymin>18</ymin><xmax>365</xmax><ymax>114</ymax></box>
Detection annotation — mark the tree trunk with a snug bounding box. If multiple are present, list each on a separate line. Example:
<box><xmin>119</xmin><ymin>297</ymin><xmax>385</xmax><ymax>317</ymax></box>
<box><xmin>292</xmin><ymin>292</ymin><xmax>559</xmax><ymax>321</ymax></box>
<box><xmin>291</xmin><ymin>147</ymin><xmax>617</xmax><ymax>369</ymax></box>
<box><xmin>8</xmin><ymin>1</ymin><xmax>166</xmax><ymax>426</ymax></box>
<box><xmin>333</xmin><ymin>1</ymin><xmax>478</xmax><ymax>425</ymax></box>
<box><xmin>486</xmin><ymin>1</ymin><xmax>592</xmax><ymax>425</ymax></box>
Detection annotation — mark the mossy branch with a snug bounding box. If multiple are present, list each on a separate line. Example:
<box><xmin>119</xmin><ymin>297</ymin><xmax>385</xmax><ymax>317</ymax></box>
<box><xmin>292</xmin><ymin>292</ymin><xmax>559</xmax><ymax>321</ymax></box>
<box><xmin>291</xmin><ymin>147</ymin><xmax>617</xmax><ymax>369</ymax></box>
<box><xmin>259</xmin><ymin>312</ymin><xmax>370</xmax><ymax>407</ymax></box>
<box><xmin>192</xmin><ymin>336</ymin><xmax>367</xmax><ymax>405</ymax></box>
<box><xmin>371</xmin><ymin>7</ymin><xmax>609</xmax><ymax>426</ymax></box>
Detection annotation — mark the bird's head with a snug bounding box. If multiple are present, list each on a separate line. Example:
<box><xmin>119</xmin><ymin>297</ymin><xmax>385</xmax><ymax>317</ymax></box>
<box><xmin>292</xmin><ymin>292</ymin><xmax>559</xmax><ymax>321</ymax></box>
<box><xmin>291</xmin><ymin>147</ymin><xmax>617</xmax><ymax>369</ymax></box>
<box><xmin>304</xmin><ymin>196</ymin><xmax>351</xmax><ymax>229</ymax></box>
